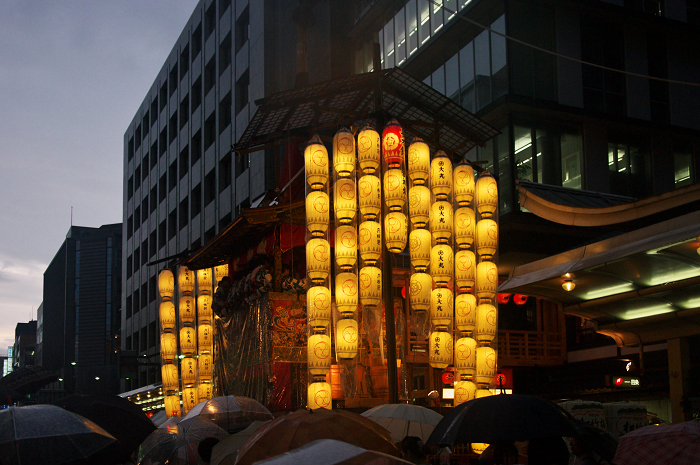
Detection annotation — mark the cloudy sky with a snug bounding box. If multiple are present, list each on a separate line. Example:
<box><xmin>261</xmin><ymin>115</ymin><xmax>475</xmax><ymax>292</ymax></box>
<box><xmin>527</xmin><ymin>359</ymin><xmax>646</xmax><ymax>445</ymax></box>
<box><xmin>0</xmin><ymin>0</ymin><xmax>199</xmax><ymax>351</ymax></box>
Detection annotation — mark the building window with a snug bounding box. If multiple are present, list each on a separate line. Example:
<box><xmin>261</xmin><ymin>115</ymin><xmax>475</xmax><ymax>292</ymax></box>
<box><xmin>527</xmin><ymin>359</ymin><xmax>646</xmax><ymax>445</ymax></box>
<box><xmin>151</xmin><ymin>99</ymin><xmax>158</xmax><ymax>126</ymax></box>
<box><xmin>142</xmin><ymin>110</ymin><xmax>149</xmax><ymax>137</ymax></box>
<box><xmin>134</xmin><ymin>166</ymin><xmax>141</xmax><ymax>191</ymax></box>
<box><xmin>235</xmin><ymin>152</ymin><xmax>249</xmax><ymax>177</ymax></box>
<box><xmin>149</xmin><ymin>230</ymin><xmax>156</xmax><ymax>257</ymax></box>
<box><xmin>180</xmin><ymin>145</ymin><xmax>189</xmax><ymax>180</ymax></box>
<box><xmin>169</xmin><ymin>161</ymin><xmax>177</xmax><ymax>192</ymax></box>
<box><xmin>141</xmin><ymin>240</ymin><xmax>148</xmax><ymax>266</ymax></box>
<box><xmin>192</xmin><ymin>77</ymin><xmax>202</xmax><ymax>113</ymax></box>
<box><xmin>169</xmin><ymin>65</ymin><xmax>178</xmax><ymax>97</ymax></box>
<box><xmin>158</xmin><ymin>220</ymin><xmax>166</xmax><ymax>249</ymax></box>
<box><xmin>168</xmin><ymin>210</ymin><xmax>177</xmax><ymax>240</ymax></box>
<box><xmin>192</xmin><ymin>130</ymin><xmax>202</xmax><ymax>165</ymax></box>
<box><xmin>135</xmin><ymin>125</ymin><xmax>141</xmax><ymax>150</ymax></box>
<box><xmin>159</xmin><ymin>127</ymin><xmax>167</xmax><ymax>157</ymax></box>
<box><xmin>608</xmin><ymin>139</ymin><xmax>651</xmax><ymax>198</ymax></box>
<box><xmin>219</xmin><ymin>153</ymin><xmax>232</xmax><ymax>192</ymax></box>
<box><xmin>235</xmin><ymin>70</ymin><xmax>249</xmax><ymax>115</ymax></box>
<box><xmin>127</xmin><ymin>176</ymin><xmax>133</xmax><ymax>200</ymax></box>
<box><xmin>127</xmin><ymin>255</ymin><xmax>133</xmax><ymax>279</ymax></box>
<box><xmin>220</xmin><ymin>32</ymin><xmax>232</xmax><ymax>75</ymax></box>
<box><xmin>179</xmin><ymin>197</ymin><xmax>189</xmax><ymax>230</ymax></box>
<box><xmin>141</xmin><ymin>197</ymin><xmax>148</xmax><ymax>223</ymax></box>
<box><xmin>192</xmin><ymin>23</ymin><xmax>202</xmax><ymax>61</ymax></box>
<box><xmin>205</xmin><ymin>2</ymin><xmax>216</xmax><ymax>41</ymax></box>
<box><xmin>126</xmin><ymin>298</ymin><xmax>132</xmax><ymax>319</ymax></box>
<box><xmin>180</xmin><ymin>97</ymin><xmax>189</xmax><ymax>129</ymax></box>
<box><xmin>133</xmin><ymin>247</ymin><xmax>140</xmax><ymax>272</ymax></box>
<box><xmin>169</xmin><ymin>111</ymin><xmax>178</xmax><ymax>144</ymax></box>
<box><xmin>142</xmin><ymin>154</ymin><xmax>149</xmax><ymax>181</ymax></box>
<box><xmin>647</xmin><ymin>31</ymin><xmax>669</xmax><ymax>124</ymax></box>
<box><xmin>134</xmin><ymin>206</ymin><xmax>141</xmax><ymax>232</ymax></box>
<box><xmin>150</xmin><ymin>186</ymin><xmax>157</xmax><ymax>213</ymax></box>
<box><xmin>159</xmin><ymin>173</ymin><xmax>167</xmax><ymax>203</ymax></box>
<box><xmin>127</xmin><ymin>215</ymin><xmax>133</xmax><ymax>239</ymax></box>
<box><xmin>180</xmin><ymin>44</ymin><xmax>189</xmax><ymax>79</ymax></box>
<box><xmin>204</xmin><ymin>56</ymin><xmax>216</xmax><ymax>95</ymax></box>
<box><xmin>150</xmin><ymin>142</ymin><xmax>158</xmax><ymax>169</ymax></box>
<box><xmin>128</xmin><ymin>137</ymin><xmax>134</xmax><ymax>161</ymax></box>
<box><xmin>219</xmin><ymin>0</ymin><xmax>231</xmax><ymax>18</ymax></box>
<box><xmin>204</xmin><ymin>169</ymin><xmax>216</xmax><ymax>206</ymax></box>
<box><xmin>159</xmin><ymin>81</ymin><xmax>167</xmax><ymax>112</ymax></box>
<box><xmin>220</xmin><ymin>92</ymin><xmax>232</xmax><ymax>134</ymax></box>
<box><xmin>235</xmin><ymin>7</ymin><xmax>249</xmax><ymax>54</ymax></box>
<box><xmin>581</xmin><ymin>18</ymin><xmax>626</xmax><ymax>116</ymax></box>
<box><xmin>204</xmin><ymin>112</ymin><xmax>216</xmax><ymax>150</ymax></box>
<box><xmin>673</xmin><ymin>144</ymin><xmax>694</xmax><ymax>188</ymax></box>
<box><xmin>192</xmin><ymin>184</ymin><xmax>202</xmax><ymax>218</ymax></box>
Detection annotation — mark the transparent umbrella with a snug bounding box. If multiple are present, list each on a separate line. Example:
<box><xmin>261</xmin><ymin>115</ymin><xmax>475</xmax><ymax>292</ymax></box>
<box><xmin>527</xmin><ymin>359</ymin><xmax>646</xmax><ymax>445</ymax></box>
<box><xmin>180</xmin><ymin>395</ymin><xmax>274</xmax><ymax>433</ymax></box>
<box><xmin>210</xmin><ymin>420</ymin><xmax>269</xmax><ymax>465</ymax></box>
<box><xmin>361</xmin><ymin>404</ymin><xmax>443</xmax><ymax>443</ymax></box>
<box><xmin>138</xmin><ymin>416</ymin><xmax>229</xmax><ymax>465</ymax></box>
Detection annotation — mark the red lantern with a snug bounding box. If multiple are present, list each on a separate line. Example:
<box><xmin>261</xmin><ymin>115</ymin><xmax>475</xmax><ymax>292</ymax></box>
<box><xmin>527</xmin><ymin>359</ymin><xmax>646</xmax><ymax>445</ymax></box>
<box><xmin>382</xmin><ymin>120</ymin><xmax>404</xmax><ymax>168</ymax></box>
<box><xmin>513</xmin><ymin>294</ymin><xmax>528</xmax><ymax>305</ymax></box>
<box><xmin>497</xmin><ymin>293</ymin><xmax>511</xmax><ymax>304</ymax></box>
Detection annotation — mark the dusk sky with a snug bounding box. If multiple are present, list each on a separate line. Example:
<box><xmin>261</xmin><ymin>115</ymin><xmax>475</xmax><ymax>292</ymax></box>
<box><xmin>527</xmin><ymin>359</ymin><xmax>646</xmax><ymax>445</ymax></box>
<box><xmin>0</xmin><ymin>1</ymin><xmax>199</xmax><ymax>351</ymax></box>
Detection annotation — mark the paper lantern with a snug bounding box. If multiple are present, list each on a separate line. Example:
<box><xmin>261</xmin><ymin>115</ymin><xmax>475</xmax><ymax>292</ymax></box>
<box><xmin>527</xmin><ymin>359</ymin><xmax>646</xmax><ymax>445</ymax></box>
<box><xmin>308</xmin><ymin>382</ymin><xmax>333</xmax><ymax>409</ymax></box>
<box><xmin>430</xmin><ymin>244</ymin><xmax>453</xmax><ymax>287</ymax></box>
<box><xmin>472</xmin><ymin>443</ymin><xmax>489</xmax><ymax>455</ymax></box>
<box><xmin>197</xmin><ymin>295</ymin><xmax>212</xmax><ymax>322</ymax></box>
<box><xmin>306</xmin><ymin>238</ymin><xmax>331</xmax><ymax>284</ymax></box>
<box><xmin>383</xmin><ymin>169</ymin><xmax>406</xmax><ymax>211</ymax></box>
<box><xmin>476</xmin><ymin>388</ymin><xmax>493</xmax><ymax>398</ymax></box>
<box><xmin>179</xmin><ymin>295</ymin><xmax>196</xmax><ymax>325</ymax></box>
<box><xmin>430</xmin><ymin>151</ymin><xmax>453</xmax><ymax>200</ymax></box>
<box><xmin>307</xmin><ymin>286</ymin><xmax>331</xmax><ymax>330</ymax></box>
<box><xmin>335</xmin><ymin>319</ymin><xmax>359</xmax><ymax>359</ymax></box>
<box><xmin>430</xmin><ymin>287</ymin><xmax>454</xmax><ymax>329</ymax></box>
<box><xmin>476</xmin><ymin>219</ymin><xmax>498</xmax><ymax>260</ymax></box>
<box><xmin>410</xmin><ymin>272</ymin><xmax>432</xmax><ymax>312</ymax></box>
<box><xmin>409</xmin><ymin>228</ymin><xmax>431</xmax><ymax>272</ymax></box>
<box><xmin>335</xmin><ymin>225</ymin><xmax>357</xmax><ymax>271</ymax></box>
<box><xmin>455</xmin><ymin>250</ymin><xmax>476</xmax><ymax>291</ymax></box>
<box><xmin>197</xmin><ymin>268</ymin><xmax>212</xmax><ymax>294</ymax></box>
<box><xmin>198</xmin><ymin>382</ymin><xmax>213</xmax><ymax>401</ymax></box>
<box><xmin>161</xmin><ymin>332</ymin><xmax>177</xmax><ymax>362</ymax></box>
<box><xmin>335</xmin><ymin>273</ymin><xmax>358</xmax><ymax>317</ymax></box>
<box><xmin>159</xmin><ymin>301</ymin><xmax>176</xmax><ymax>331</ymax></box>
<box><xmin>476</xmin><ymin>346</ymin><xmax>496</xmax><ymax>385</ymax></box>
<box><xmin>385</xmin><ymin>212</ymin><xmax>407</xmax><ymax>253</ymax></box>
<box><xmin>454</xmin><ymin>162</ymin><xmax>475</xmax><ymax>206</ymax></box>
<box><xmin>178</xmin><ymin>267</ymin><xmax>195</xmax><ymax>294</ymax></box>
<box><xmin>429</xmin><ymin>331</ymin><xmax>453</xmax><ymax>369</ymax></box>
<box><xmin>198</xmin><ymin>324</ymin><xmax>213</xmax><ymax>350</ymax></box>
<box><xmin>358</xmin><ymin>221</ymin><xmax>381</xmax><ymax>265</ymax></box>
<box><xmin>454</xmin><ymin>337</ymin><xmax>477</xmax><ymax>377</ymax></box>
<box><xmin>308</xmin><ymin>334</ymin><xmax>332</xmax><ymax>375</ymax></box>
<box><xmin>454</xmin><ymin>207</ymin><xmax>476</xmax><ymax>249</ymax></box>
<box><xmin>198</xmin><ymin>354</ymin><xmax>213</xmax><ymax>380</ymax></box>
<box><xmin>455</xmin><ymin>293</ymin><xmax>477</xmax><ymax>333</ymax></box>
<box><xmin>358</xmin><ymin>175</ymin><xmax>381</xmax><ymax>220</ymax></box>
<box><xmin>182</xmin><ymin>387</ymin><xmax>199</xmax><ymax>413</ymax></box>
<box><xmin>306</xmin><ymin>191</ymin><xmax>330</xmax><ymax>237</ymax></box>
<box><xmin>408</xmin><ymin>186</ymin><xmax>430</xmax><ymax>227</ymax></box>
<box><xmin>430</xmin><ymin>201</ymin><xmax>453</xmax><ymax>244</ymax></box>
<box><xmin>475</xmin><ymin>303</ymin><xmax>497</xmax><ymax>344</ymax></box>
<box><xmin>333</xmin><ymin>178</ymin><xmax>356</xmax><ymax>224</ymax></box>
<box><xmin>333</xmin><ymin>128</ymin><xmax>356</xmax><ymax>177</ymax></box>
<box><xmin>454</xmin><ymin>380</ymin><xmax>477</xmax><ymax>406</ymax></box>
<box><xmin>161</xmin><ymin>363</ymin><xmax>179</xmax><ymax>392</ymax></box>
<box><xmin>513</xmin><ymin>294</ymin><xmax>528</xmax><ymax>305</ymax></box>
<box><xmin>305</xmin><ymin>135</ymin><xmax>329</xmax><ymax>189</ymax></box>
<box><xmin>181</xmin><ymin>357</ymin><xmax>197</xmax><ymax>386</ymax></box>
<box><xmin>475</xmin><ymin>261</ymin><xmax>498</xmax><ymax>302</ymax></box>
<box><xmin>214</xmin><ymin>264</ymin><xmax>228</xmax><ymax>284</ymax></box>
<box><xmin>475</xmin><ymin>172</ymin><xmax>498</xmax><ymax>218</ymax></box>
<box><xmin>158</xmin><ymin>270</ymin><xmax>175</xmax><ymax>300</ymax></box>
<box><xmin>357</xmin><ymin>127</ymin><xmax>380</xmax><ymax>174</ymax></box>
<box><xmin>407</xmin><ymin>138</ymin><xmax>430</xmax><ymax>185</ymax></box>
<box><xmin>359</xmin><ymin>266</ymin><xmax>382</xmax><ymax>307</ymax></box>
<box><xmin>180</xmin><ymin>327</ymin><xmax>197</xmax><ymax>355</ymax></box>
<box><xmin>165</xmin><ymin>395</ymin><xmax>181</xmax><ymax>418</ymax></box>
<box><xmin>382</xmin><ymin>119</ymin><xmax>404</xmax><ymax>168</ymax></box>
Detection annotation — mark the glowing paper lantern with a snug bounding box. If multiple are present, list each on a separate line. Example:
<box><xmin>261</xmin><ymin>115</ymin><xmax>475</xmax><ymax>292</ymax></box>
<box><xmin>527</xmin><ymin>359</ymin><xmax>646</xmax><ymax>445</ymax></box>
<box><xmin>335</xmin><ymin>319</ymin><xmax>359</xmax><ymax>359</ymax></box>
<box><xmin>430</xmin><ymin>201</ymin><xmax>453</xmax><ymax>243</ymax></box>
<box><xmin>430</xmin><ymin>288</ymin><xmax>454</xmax><ymax>329</ymax></box>
<box><xmin>198</xmin><ymin>382</ymin><xmax>213</xmax><ymax>401</ymax></box>
<box><xmin>214</xmin><ymin>264</ymin><xmax>228</xmax><ymax>284</ymax></box>
<box><xmin>476</xmin><ymin>346</ymin><xmax>496</xmax><ymax>385</ymax></box>
<box><xmin>358</xmin><ymin>175</ymin><xmax>381</xmax><ymax>220</ymax></box>
<box><xmin>159</xmin><ymin>301</ymin><xmax>176</xmax><ymax>331</ymax></box>
<box><xmin>197</xmin><ymin>268</ymin><xmax>213</xmax><ymax>294</ymax></box>
<box><xmin>383</xmin><ymin>169</ymin><xmax>406</xmax><ymax>211</ymax></box>
<box><xmin>305</xmin><ymin>135</ymin><xmax>329</xmax><ymax>189</ymax></box>
<box><xmin>307</xmin><ymin>286</ymin><xmax>331</xmax><ymax>330</ymax></box>
<box><xmin>454</xmin><ymin>207</ymin><xmax>476</xmax><ymax>249</ymax></box>
<box><xmin>165</xmin><ymin>395</ymin><xmax>181</xmax><ymax>418</ymax></box>
<box><xmin>198</xmin><ymin>354</ymin><xmax>213</xmax><ymax>380</ymax></box>
<box><xmin>182</xmin><ymin>387</ymin><xmax>199</xmax><ymax>413</ymax></box>
<box><xmin>333</xmin><ymin>128</ymin><xmax>356</xmax><ymax>177</ymax></box>
<box><xmin>475</xmin><ymin>172</ymin><xmax>498</xmax><ymax>218</ymax></box>
<box><xmin>385</xmin><ymin>212</ymin><xmax>407</xmax><ymax>253</ymax></box>
<box><xmin>382</xmin><ymin>119</ymin><xmax>404</xmax><ymax>168</ymax></box>
<box><xmin>180</xmin><ymin>327</ymin><xmax>197</xmax><ymax>355</ymax></box>
<box><xmin>161</xmin><ymin>363</ymin><xmax>179</xmax><ymax>392</ymax></box>
<box><xmin>161</xmin><ymin>332</ymin><xmax>177</xmax><ymax>362</ymax></box>
<box><xmin>335</xmin><ymin>273</ymin><xmax>358</xmax><ymax>317</ymax></box>
<box><xmin>306</xmin><ymin>191</ymin><xmax>330</xmax><ymax>237</ymax></box>
<box><xmin>197</xmin><ymin>295</ymin><xmax>212</xmax><ymax>322</ymax></box>
<box><xmin>455</xmin><ymin>250</ymin><xmax>476</xmax><ymax>291</ymax></box>
<box><xmin>359</xmin><ymin>266</ymin><xmax>382</xmax><ymax>307</ymax></box>
<box><xmin>158</xmin><ymin>270</ymin><xmax>175</xmax><ymax>300</ymax></box>
<box><xmin>308</xmin><ymin>334</ymin><xmax>332</xmax><ymax>375</ymax></box>
<box><xmin>357</xmin><ymin>127</ymin><xmax>380</xmax><ymax>174</ymax></box>
<box><xmin>333</xmin><ymin>178</ymin><xmax>356</xmax><ymax>224</ymax></box>
<box><xmin>455</xmin><ymin>293</ymin><xmax>477</xmax><ymax>333</ymax></box>
<box><xmin>475</xmin><ymin>261</ymin><xmax>498</xmax><ymax>302</ymax></box>
<box><xmin>308</xmin><ymin>382</ymin><xmax>333</xmax><ymax>409</ymax></box>
<box><xmin>358</xmin><ymin>221</ymin><xmax>381</xmax><ymax>265</ymax></box>
<box><xmin>306</xmin><ymin>238</ymin><xmax>331</xmax><ymax>284</ymax></box>
<box><xmin>430</xmin><ymin>244</ymin><xmax>453</xmax><ymax>287</ymax></box>
<box><xmin>475</xmin><ymin>303</ymin><xmax>497</xmax><ymax>344</ymax></box>
<box><xmin>454</xmin><ymin>162</ymin><xmax>475</xmax><ymax>206</ymax></box>
<box><xmin>476</xmin><ymin>219</ymin><xmax>498</xmax><ymax>260</ymax></box>
<box><xmin>430</xmin><ymin>151</ymin><xmax>453</xmax><ymax>200</ymax></box>
<box><xmin>179</xmin><ymin>296</ymin><xmax>196</xmax><ymax>325</ymax></box>
<box><xmin>178</xmin><ymin>267</ymin><xmax>195</xmax><ymax>294</ymax></box>
<box><xmin>454</xmin><ymin>337</ymin><xmax>477</xmax><ymax>377</ymax></box>
<box><xmin>429</xmin><ymin>331</ymin><xmax>453</xmax><ymax>369</ymax></box>
<box><xmin>409</xmin><ymin>272</ymin><xmax>432</xmax><ymax>312</ymax></box>
<box><xmin>198</xmin><ymin>324</ymin><xmax>213</xmax><ymax>350</ymax></box>
<box><xmin>181</xmin><ymin>357</ymin><xmax>197</xmax><ymax>386</ymax></box>
<box><xmin>409</xmin><ymin>228</ymin><xmax>431</xmax><ymax>272</ymax></box>
<box><xmin>454</xmin><ymin>380</ymin><xmax>477</xmax><ymax>406</ymax></box>
<box><xmin>472</xmin><ymin>443</ymin><xmax>489</xmax><ymax>455</ymax></box>
<box><xmin>476</xmin><ymin>388</ymin><xmax>493</xmax><ymax>398</ymax></box>
<box><xmin>335</xmin><ymin>225</ymin><xmax>357</xmax><ymax>271</ymax></box>
<box><xmin>408</xmin><ymin>186</ymin><xmax>430</xmax><ymax>227</ymax></box>
<box><xmin>407</xmin><ymin>138</ymin><xmax>430</xmax><ymax>185</ymax></box>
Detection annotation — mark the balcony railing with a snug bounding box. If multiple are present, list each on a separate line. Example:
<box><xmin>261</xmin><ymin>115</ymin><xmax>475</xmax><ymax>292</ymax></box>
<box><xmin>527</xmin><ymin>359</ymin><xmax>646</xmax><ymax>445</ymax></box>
<box><xmin>497</xmin><ymin>330</ymin><xmax>566</xmax><ymax>366</ymax></box>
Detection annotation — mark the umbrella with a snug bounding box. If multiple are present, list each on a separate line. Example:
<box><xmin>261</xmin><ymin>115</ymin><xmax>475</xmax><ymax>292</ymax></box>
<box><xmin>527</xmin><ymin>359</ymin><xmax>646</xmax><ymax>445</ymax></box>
<box><xmin>150</xmin><ymin>410</ymin><xmax>167</xmax><ymax>426</ymax></box>
<box><xmin>210</xmin><ymin>420</ymin><xmax>269</xmax><ymax>465</ymax></box>
<box><xmin>234</xmin><ymin>408</ymin><xmax>401</xmax><ymax>465</ymax></box>
<box><xmin>0</xmin><ymin>365</ymin><xmax>58</xmax><ymax>395</ymax></box>
<box><xmin>361</xmin><ymin>404</ymin><xmax>443</xmax><ymax>443</ymax></box>
<box><xmin>613</xmin><ymin>420</ymin><xmax>700</xmax><ymax>465</ymax></box>
<box><xmin>159</xmin><ymin>415</ymin><xmax>182</xmax><ymax>429</ymax></box>
<box><xmin>425</xmin><ymin>394</ymin><xmax>579</xmax><ymax>446</ymax></box>
<box><xmin>52</xmin><ymin>394</ymin><xmax>156</xmax><ymax>462</ymax></box>
<box><xmin>0</xmin><ymin>404</ymin><xmax>118</xmax><ymax>465</ymax></box>
<box><xmin>138</xmin><ymin>415</ymin><xmax>230</xmax><ymax>465</ymax></box>
<box><xmin>253</xmin><ymin>439</ymin><xmax>414</xmax><ymax>465</ymax></box>
<box><xmin>569</xmin><ymin>418</ymin><xmax>617</xmax><ymax>464</ymax></box>
<box><xmin>181</xmin><ymin>395</ymin><xmax>274</xmax><ymax>433</ymax></box>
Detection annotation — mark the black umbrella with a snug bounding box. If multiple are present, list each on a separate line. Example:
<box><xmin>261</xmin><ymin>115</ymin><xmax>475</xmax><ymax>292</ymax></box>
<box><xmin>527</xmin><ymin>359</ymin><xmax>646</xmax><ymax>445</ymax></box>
<box><xmin>425</xmin><ymin>394</ymin><xmax>579</xmax><ymax>446</ymax></box>
<box><xmin>569</xmin><ymin>418</ymin><xmax>618</xmax><ymax>464</ymax></box>
<box><xmin>0</xmin><ymin>365</ymin><xmax>58</xmax><ymax>395</ymax></box>
<box><xmin>52</xmin><ymin>393</ymin><xmax>156</xmax><ymax>462</ymax></box>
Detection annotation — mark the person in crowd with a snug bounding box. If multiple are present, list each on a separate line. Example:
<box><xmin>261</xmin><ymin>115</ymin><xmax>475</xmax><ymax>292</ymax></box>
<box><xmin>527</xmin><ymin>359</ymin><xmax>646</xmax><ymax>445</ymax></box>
<box><xmin>527</xmin><ymin>437</ymin><xmax>570</xmax><ymax>465</ymax></box>
<box><xmin>478</xmin><ymin>442</ymin><xmax>519</xmax><ymax>465</ymax></box>
<box><xmin>570</xmin><ymin>437</ymin><xmax>599</xmax><ymax>465</ymax></box>
<box><xmin>400</xmin><ymin>436</ymin><xmax>428</xmax><ymax>464</ymax></box>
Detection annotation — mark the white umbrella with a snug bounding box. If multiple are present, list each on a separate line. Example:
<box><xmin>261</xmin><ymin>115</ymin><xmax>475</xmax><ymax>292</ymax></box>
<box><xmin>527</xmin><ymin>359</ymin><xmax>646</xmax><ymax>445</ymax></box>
<box><xmin>361</xmin><ymin>404</ymin><xmax>443</xmax><ymax>443</ymax></box>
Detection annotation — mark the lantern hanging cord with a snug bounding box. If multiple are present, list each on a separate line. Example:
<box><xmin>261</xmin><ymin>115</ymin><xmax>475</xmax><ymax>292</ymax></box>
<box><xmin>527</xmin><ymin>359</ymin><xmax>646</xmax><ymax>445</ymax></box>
<box><xmin>428</xmin><ymin>0</ymin><xmax>700</xmax><ymax>88</ymax></box>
